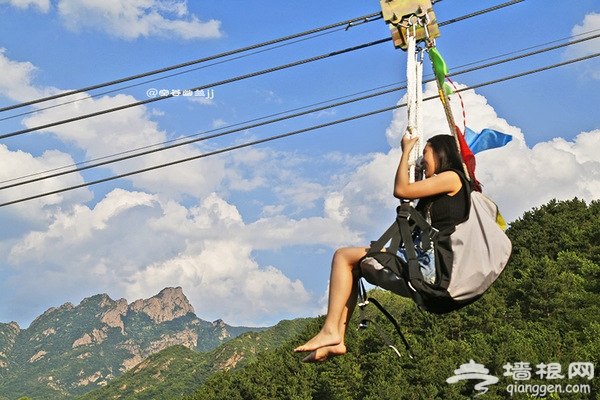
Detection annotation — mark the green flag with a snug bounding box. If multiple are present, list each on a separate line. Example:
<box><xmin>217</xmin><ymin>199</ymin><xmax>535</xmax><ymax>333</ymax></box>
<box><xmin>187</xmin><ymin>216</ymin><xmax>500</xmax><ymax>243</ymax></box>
<box><xmin>428</xmin><ymin>47</ymin><xmax>453</xmax><ymax>95</ymax></box>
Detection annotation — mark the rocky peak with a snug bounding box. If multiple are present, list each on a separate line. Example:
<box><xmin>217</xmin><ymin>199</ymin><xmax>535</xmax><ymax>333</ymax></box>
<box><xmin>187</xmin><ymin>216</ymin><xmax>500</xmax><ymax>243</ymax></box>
<box><xmin>100</xmin><ymin>298</ymin><xmax>128</xmax><ymax>334</ymax></box>
<box><xmin>212</xmin><ymin>319</ymin><xmax>226</xmax><ymax>328</ymax></box>
<box><xmin>128</xmin><ymin>287</ymin><xmax>194</xmax><ymax>324</ymax></box>
<box><xmin>0</xmin><ymin>287</ymin><xmax>257</xmax><ymax>398</ymax></box>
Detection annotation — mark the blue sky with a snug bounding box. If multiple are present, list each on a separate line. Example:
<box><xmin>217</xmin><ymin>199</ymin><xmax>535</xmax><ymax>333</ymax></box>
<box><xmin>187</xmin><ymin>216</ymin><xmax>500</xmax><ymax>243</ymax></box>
<box><xmin>0</xmin><ymin>0</ymin><xmax>599</xmax><ymax>328</ymax></box>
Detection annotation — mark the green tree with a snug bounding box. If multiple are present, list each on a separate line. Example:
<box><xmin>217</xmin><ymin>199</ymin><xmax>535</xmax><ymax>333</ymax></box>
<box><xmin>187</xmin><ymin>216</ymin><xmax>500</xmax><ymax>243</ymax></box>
<box><xmin>150</xmin><ymin>199</ymin><xmax>600</xmax><ymax>399</ymax></box>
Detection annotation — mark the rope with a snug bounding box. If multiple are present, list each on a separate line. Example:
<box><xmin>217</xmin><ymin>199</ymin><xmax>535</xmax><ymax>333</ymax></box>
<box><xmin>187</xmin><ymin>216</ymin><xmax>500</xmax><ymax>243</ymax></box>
<box><xmin>446</xmin><ymin>76</ymin><xmax>466</xmax><ymax>134</ymax></box>
<box><xmin>405</xmin><ymin>30</ymin><xmax>424</xmax><ymax>184</ymax></box>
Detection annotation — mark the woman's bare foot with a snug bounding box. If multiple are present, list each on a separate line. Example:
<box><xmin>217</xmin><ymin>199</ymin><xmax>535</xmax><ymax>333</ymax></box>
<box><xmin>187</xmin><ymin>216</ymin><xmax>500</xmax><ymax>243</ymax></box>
<box><xmin>294</xmin><ymin>331</ymin><xmax>341</xmax><ymax>353</ymax></box>
<box><xmin>301</xmin><ymin>343</ymin><xmax>347</xmax><ymax>362</ymax></box>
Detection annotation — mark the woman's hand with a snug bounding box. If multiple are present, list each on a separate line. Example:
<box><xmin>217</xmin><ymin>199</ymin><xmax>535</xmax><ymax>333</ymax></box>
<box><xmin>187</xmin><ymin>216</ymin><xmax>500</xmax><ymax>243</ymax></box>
<box><xmin>401</xmin><ymin>133</ymin><xmax>419</xmax><ymax>153</ymax></box>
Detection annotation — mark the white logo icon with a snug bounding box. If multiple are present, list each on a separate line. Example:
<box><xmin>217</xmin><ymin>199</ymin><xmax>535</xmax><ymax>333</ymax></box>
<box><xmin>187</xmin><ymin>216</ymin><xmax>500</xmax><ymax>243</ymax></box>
<box><xmin>446</xmin><ymin>360</ymin><xmax>499</xmax><ymax>397</ymax></box>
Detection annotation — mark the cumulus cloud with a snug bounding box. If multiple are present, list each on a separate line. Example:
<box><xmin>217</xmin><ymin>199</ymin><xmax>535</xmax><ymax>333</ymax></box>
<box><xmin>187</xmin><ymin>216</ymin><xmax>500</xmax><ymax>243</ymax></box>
<box><xmin>565</xmin><ymin>12</ymin><xmax>600</xmax><ymax>79</ymax></box>
<box><xmin>127</xmin><ymin>240</ymin><xmax>313</xmax><ymax>326</ymax></box>
<box><xmin>0</xmin><ymin>144</ymin><xmax>91</xmax><ymax>220</ymax></box>
<box><xmin>568</xmin><ymin>12</ymin><xmax>600</xmax><ymax>55</ymax></box>
<box><xmin>0</xmin><ymin>49</ymin><xmax>358</xmax><ymax>326</ymax></box>
<box><xmin>334</xmin><ymin>81</ymin><xmax>600</xmax><ymax>230</ymax></box>
<box><xmin>56</xmin><ymin>0</ymin><xmax>223</xmax><ymax>40</ymax></box>
<box><xmin>0</xmin><ymin>48</ymin><xmax>52</xmax><ymax>102</ymax></box>
<box><xmin>4</xmin><ymin>189</ymin><xmax>342</xmax><ymax>326</ymax></box>
<box><xmin>476</xmin><ymin>129</ymin><xmax>600</xmax><ymax>222</ymax></box>
<box><xmin>3</xmin><ymin>35</ymin><xmax>599</xmax><ymax>330</ymax></box>
<box><xmin>19</xmin><ymin>91</ymin><xmax>230</xmax><ymax>201</ymax></box>
<box><xmin>2</xmin><ymin>48</ymin><xmax>219</xmax><ymax>204</ymax></box>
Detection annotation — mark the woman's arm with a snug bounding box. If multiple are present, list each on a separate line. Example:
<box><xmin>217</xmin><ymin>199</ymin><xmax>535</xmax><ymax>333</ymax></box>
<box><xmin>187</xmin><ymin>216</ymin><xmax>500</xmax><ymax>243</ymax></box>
<box><xmin>394</xmin><ymin>134</ymin><xmax>462</xmax><ymax>200</ymax></box>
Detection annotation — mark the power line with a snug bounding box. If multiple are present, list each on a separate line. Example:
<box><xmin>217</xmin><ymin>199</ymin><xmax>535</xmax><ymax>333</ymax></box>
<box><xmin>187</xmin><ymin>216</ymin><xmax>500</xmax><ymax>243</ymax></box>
<box><xmin>0</xmin><ymin>87</ymin><xmax>401</xmax><ymax>191</ymax></box>
<box><xmin>0</xmin><ymin>29</ymin><xmax>360</xmax><ymax>123</ymax></box>
<box><xmin>0</xmin><ymin>12</ymin><xmax>382</xmax><ymax>114</ymax></box>
<box><xmin>1</xmin><ymin>51</ymin><xmax>597</xmax><ymax>208</ymax></box>
<box><xmin>0</xmin><ymin>1</ymin><xmax>526</xmax><ymax>140</ymax></box>
<box><xmin>4</xmin><ymin>29</ymin><xmax>599</xmax><ymax>191</ymax></box>
<box><xmin>457</xmin><ymin>53</ymin><xmax>600</xmax><ymax>93</ymax></box>
<box><xmin>439</xmin><ymin>0</ymin><xmax>523</xmax><ymax>25</ymax></box>
<box><xmin>0</xmin><ymin>38</ymin><xmax>390</xmax><ymax>140</ymax></box>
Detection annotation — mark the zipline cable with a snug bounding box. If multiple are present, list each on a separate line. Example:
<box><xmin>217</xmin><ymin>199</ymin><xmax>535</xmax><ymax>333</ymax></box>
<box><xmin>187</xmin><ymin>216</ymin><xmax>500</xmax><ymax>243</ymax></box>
<box><xmin>440</xmin><ymin>0</ymin><xmax>523</xmax><ymax>25</ymax></box>
<box><xmin>0</xmin><ymin>1</ymin><xmax>526</xmax><ymax>139</ymax></box>
<box><xmin>1</xmin><ymin>51</ymin><xmax>597</xmax><ymax>208</ymax></box>
<box><xmin>0</xmin><ymin>12</ymin><xmax>382</xmax><ymax>114</ymax></box>
<box><xmin>3</xmin><ymin>30</ymin><xmax>599</xmax><ymax>190</ymax></box>
<box><xmin>0</xmin><ymin>29</ymin><xmax>358</xmax><ymax>123</ymax></box>
<box><xmin>0</xmin><ymin>38</ymin><xmax>390</xmax><ymax>140</ymax></box>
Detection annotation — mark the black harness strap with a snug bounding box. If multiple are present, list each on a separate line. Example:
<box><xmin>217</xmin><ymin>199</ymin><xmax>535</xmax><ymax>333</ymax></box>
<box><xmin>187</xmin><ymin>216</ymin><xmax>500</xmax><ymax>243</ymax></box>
<box><xmin>358</xmin><ymin>280</ymin><xmax>414</xmax><ymax>359</ymax></box>
<box><xmin>358</xmin><ymin>202</ymin><xmax>440</xmax><ymax>358</ymax></box>
<box><xmin>368</xmin><ymin>220</ymin><xmax>400</xmax><ymax>253</ymax></box>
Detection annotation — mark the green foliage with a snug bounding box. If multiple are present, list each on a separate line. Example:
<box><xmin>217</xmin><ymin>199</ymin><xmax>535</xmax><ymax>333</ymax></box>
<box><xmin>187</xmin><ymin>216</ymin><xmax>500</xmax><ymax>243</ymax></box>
<box><xmin>0</xmin><ymin>292</ymin><xmax>266</xmax><ymax>400</ymax></box>
<box><xmin>77</xmin><ymin>345</ymin><xmax>207</xmax><ymax>400</ymax></box>
<box><xmin>184</xmin><ymin>198</ymin><xmax>600</xmax><ymax>400</ymax></box>
<box><xmin>77</xmin><ymin>319</ymin><xmax>310</xmax><ymax>400</ymax></box>
<box><xmin>3</xmin><ymin>198</ymin><xmax>600</xmax><ymax>399</ymax></box>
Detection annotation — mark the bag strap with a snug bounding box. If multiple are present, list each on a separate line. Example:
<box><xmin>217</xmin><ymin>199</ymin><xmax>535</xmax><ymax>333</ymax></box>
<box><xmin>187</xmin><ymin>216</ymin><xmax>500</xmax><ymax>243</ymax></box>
<box><xmin>397</xmin><ymin>202</ymin><xmax>436</xmax><ymax>282</ymax></box>
<box><xmin>397</xmin><ymin>207</ymin><xmax>421</xmax><ymax>281</ymax></box>
<box><xmin>357</xmin><ymin>280</ymin><xmax>414</xmax><ymax>359</ymax></box>
<box><xmin>368</xmin><ymin>202</ymin><xmax>434</xmax><ymax>254</ymax></box>
<box><xmin>451</xmin><ymin>168</ymin><xmax>474</xmax><ymax>225</ymax></box>
<box><xmin>367</xmin><ymin>218</ymin><xmax>402</xmax><ymax>254</ymax></box>
<box><xmin>400</xmin><ymin>202</ymin><xmax>437</xmax><ymax>250</ymax></box>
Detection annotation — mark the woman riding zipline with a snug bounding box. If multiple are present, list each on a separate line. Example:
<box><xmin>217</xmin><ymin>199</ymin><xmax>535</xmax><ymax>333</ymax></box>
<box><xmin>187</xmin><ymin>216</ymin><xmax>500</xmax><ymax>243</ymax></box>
<box><xmin>294</xmin><ymin>132</ymin><xmax>469</xmax><ymax>362</ymax></box>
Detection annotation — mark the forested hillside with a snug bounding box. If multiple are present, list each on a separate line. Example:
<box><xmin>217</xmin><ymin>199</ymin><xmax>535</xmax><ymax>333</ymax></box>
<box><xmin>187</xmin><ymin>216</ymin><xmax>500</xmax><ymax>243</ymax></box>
<box><xmin>77</xmin><ymin>319</ymin><xmax>310</xmax><ymax>399</ymax></box>
<box><xmin>0</xmin><ymin>287</ymin><xmax>263</xmax><ymax>400</ymax></box>
<box><xmin>185</xmin><ymin>198</ymin><xmax>600</xmax><ymax>399</ymax></box>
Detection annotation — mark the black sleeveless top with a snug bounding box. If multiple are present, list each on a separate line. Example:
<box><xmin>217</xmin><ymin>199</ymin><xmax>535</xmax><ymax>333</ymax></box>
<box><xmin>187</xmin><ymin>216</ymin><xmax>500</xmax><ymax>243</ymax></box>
<box><xmin>416</xmin><ymin>171</ymin><xmax>470</xmax><ymax>232</ymax></box>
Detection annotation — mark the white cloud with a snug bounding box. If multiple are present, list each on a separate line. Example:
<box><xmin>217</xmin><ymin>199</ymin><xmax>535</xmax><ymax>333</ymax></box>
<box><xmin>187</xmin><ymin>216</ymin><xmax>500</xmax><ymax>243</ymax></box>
<box><xmin>476</xmin><ymin>129</ymin><xmax>600</xmax><ymax>222</ymax></box>
<box><xmin>335</xmin><ymin>81</ymin><xmax>600</xmax><ymax>230</ymax></box>
<box><xmin>56</xmin><ymin>0</ymin><xmax>223</xmax><ymax>40</ymax></box>
<box><xmin>0</xmin><ymin>48</ymin><xmax>50</xmax><ymax>102</ymax></box>
<box><xmin>3</xmin><ymin>44</ymin><xmax>599</xmax><ymax>330</ymax></box>
<box><xmin>565</xmin><ymin>12</ymin><xmax>600</xmax><ymax>79</ymax></box>
<box><xmin>0</xmin><ymin>49</ymin><xmax>357</xmax><ymax>327</ymax></box>
<box><xmin>0</xmin><ymin>0</ymin><xmax>49</xmax><ymax>12</ymax></box>
<box><xmin>2</xmin><ymin>49</ymin><xmax>227</xmax><ymax>202</ymax></box>
<box><xmin>8</xmin><ymin>188</ymin><xmax>157</xmax><ymax>265</ymax></box>
<box><xmin>4</xmin><ymin>189</ymin><xmax>336</xmax><ymax>326</ymax></box>
<box><xmin>19</xmin><ymin>91</ymin><xmax>231</xmax><ymax>200</ymax></box>
<box><xmin>568</xmin><ymin>12</ymin><xmax>600</xmax><ymax>54</ymax></box>
<box><xmin>324</xmin><ymin>192</ymin><xmax>348</xmax><ymax>222</ymax></box>
<box><xmin>212</xmin><ymin>118</ymin><xmax>227</xmax><ymax>129</ymax></box>
<box><xmin>0</xmin><ymin>144</ymin><xmax>92</xmax><ymax>219</ymax></box>
<box><xmin>127</xmin><ymin>240</ymin><xmax>313</xmax><ymax>326</ymax></box>
<box><xmin>255</xmin><ymin>89</ymin><xmax>282</xmax><ymax>105</ymax></box>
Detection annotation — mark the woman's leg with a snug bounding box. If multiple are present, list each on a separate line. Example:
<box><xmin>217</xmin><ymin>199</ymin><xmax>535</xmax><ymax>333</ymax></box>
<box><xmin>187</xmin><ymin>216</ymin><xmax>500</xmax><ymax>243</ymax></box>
<box><xmin>294</xmin><ymin>246</ymin><xmax>368</xmax><ymax>360</ymax></box>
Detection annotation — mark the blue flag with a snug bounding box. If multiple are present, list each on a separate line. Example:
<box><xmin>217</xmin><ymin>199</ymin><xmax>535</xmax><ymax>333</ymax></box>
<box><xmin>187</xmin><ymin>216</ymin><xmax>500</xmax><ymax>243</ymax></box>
<box><xmin>465</xmin><ymin>127</ymin><xmax>512</xmax><ymax>154</ymax></box>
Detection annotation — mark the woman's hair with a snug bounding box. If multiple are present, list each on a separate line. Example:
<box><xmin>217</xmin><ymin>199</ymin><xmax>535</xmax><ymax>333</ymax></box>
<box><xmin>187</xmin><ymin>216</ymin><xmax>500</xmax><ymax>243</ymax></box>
<box><xmin>427</xmin><ymin>134</ymin><xmax>464</xmax><ymax>174</ymax></box>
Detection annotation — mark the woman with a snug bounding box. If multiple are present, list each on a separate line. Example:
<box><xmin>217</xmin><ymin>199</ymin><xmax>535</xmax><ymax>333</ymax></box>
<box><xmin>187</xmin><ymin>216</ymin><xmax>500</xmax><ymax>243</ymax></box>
<box><xmin>293</xmin><ymin>133</ymin><xmax>468</xmax><ymax>362</ymax></box>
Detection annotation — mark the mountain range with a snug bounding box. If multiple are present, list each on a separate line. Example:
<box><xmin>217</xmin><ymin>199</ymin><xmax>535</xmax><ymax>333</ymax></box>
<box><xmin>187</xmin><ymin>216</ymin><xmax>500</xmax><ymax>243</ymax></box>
<box><xmin>0</xmin><ymin>287</ymin><xmax>271</xmax><ymax>399</ymax></box>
